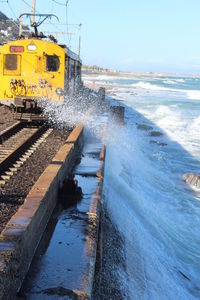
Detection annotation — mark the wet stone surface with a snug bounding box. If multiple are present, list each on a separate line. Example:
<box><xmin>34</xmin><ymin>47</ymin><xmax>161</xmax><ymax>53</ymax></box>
<box><xmin>19</xmin><ymin>129</ymin><xmax>103</xmax><ymax>299</ymax></box>
<box><xmin>92</xmin><ymin>209</ymin><xmax>127</xmax><ymax>300</ymax></box>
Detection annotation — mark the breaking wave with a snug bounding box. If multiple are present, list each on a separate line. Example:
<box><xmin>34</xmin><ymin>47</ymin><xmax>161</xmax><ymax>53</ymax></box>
<box><xmin>131</xmin><ymin>81</ymin><xmax>200</xmax><ymax>100</ymax></box>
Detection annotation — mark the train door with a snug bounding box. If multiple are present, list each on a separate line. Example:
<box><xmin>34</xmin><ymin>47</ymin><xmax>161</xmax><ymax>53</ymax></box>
<box><xmin>44</xmin><ymin>53</ymin><xmax>63</xmax><ymax>99</ymax></box>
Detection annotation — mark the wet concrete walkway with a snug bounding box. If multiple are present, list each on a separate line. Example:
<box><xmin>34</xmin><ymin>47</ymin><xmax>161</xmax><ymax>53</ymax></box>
<box><xmin>18</xmin><ymin>124</ymin><xmax>105</xmax><ymax>299</ymax></box>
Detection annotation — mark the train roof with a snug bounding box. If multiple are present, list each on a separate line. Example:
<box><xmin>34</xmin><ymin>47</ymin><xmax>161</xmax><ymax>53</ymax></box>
<box><xmin>0</xmin><ymin>38</ymin><xmax>82</xmax><ymax>64</ymax></box>
<box><xmin>59</xmin><ymin>44</ymin><xmax>82</xmax><ymax>64</ymax></box>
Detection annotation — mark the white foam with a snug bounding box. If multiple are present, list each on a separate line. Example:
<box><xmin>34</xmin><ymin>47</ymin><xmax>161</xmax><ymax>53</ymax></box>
<box><xmin>163</xmin><ymin>80</ymin><xmax>177</xmax><ymax>85</ymax></box>
<box><xmin>130</xmin><ymin>81</ymin><xmax>200</xmax><ymax>101</ymax></box>
<box><xmin>175</xmin><ymin>79</ymin><xmax>185</xmax><ymax>83</ymax></box>
<box><xmin>190</xmin><ymin>115</ymin><xmax>200</xmax><ymax>129</ymax></box>
<box><xmin>186</xmin><ymin>90</ymin><xmax>200</xmax><ymax>100</ymax></box>
<box><xmin>131</xmin><ymin>81</ymin><xmax>179</xmax><ymax>92</ymax></box>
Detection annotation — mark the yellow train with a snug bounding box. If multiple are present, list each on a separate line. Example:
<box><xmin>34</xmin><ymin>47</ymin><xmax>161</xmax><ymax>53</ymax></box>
<box><xmin>0</xmin><ymin>37</ymin><xmax>82</xmax><ymax>116</ymax></box>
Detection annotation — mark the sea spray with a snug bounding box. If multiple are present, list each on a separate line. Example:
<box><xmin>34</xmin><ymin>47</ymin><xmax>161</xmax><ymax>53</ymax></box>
<box><xmin>103</xmin><ymin>119</ymin><xmax>200</xmax><ymax>299</ymax></box>
<box><xmin>39</xmin><ymin>86</ymin><xmax>105</xmax><ymax>130</ymax></box>
<box><xmin>83</xmin><ymin>73</ymin><xmax>200</xmax><ymax>299</ymax></box>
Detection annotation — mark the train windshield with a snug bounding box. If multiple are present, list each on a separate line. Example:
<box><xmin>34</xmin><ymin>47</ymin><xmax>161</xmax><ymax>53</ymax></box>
<box><xmin>5</xmin><ymin>54</ymin><xmax>17</xmax><ymax>70</ymax></box>
<box><xmin>46</xmin><ymin>55</ymin><xmax>60</xmax><ymax>72</ymax></box>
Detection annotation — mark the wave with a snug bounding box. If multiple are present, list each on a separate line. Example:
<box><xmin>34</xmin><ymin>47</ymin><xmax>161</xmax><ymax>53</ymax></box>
<box><xmin>163</xmin><ymin>80</ymin><xmax>177</xmax><ymax>85</ymax></box>
<box><xmin>131</xmin><ymin>81</ymin><xmax>200</xmax><ymax>100</ymax></box>
<box><xmin>105</xmin><ymin>118</ymin><xmax>200</xmax><ymax>299</ymax></box>
<box><xmin>175</xmin><ymin>79</ymin><xmax>185</xmax><ymax>83</ymax></box>
<box><xmin>131</xmin><ymin>81</ymin><xmax>174</xmax><ymax>91</ymax></box>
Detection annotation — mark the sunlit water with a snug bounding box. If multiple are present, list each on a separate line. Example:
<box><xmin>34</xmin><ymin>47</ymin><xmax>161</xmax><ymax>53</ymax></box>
<box><xmin>83</xmin><ymin>74</ymin><xmax>200</xmax><ymax>299</ymax></box>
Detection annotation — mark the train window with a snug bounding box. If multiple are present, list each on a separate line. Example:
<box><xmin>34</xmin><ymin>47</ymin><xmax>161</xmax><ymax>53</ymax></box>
<box><xmin>3</xmin><ymin>54</ymin><xmax>21</xmax><ymax>75</ymax></box>
<box><xmin>5</xmin><ymin>54</ymin><xmax>17</xmax><ymax>70</ymax></box>
<box><xmin>46</xmin><ymin>55</ymin><xmax>60</xmax><ymax>72</ymax></box>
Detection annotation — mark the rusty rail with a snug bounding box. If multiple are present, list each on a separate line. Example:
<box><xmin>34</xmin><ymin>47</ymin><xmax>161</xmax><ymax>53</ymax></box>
<box><xmin>0</xmin><ymin>121</ymin><xmax>23</xmax><ymax>144</ymax></box>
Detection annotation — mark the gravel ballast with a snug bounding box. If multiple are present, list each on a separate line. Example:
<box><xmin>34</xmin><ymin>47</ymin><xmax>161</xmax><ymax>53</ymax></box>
<box><xmin>0</xmin><ymin>128</ymin><xmax>71</xmax><ymax>234</ymax></box>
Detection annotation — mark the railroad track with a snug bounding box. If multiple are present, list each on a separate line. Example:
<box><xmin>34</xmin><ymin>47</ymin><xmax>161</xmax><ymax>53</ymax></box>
<box><xmin>0</xmin><ymin>122</ymin><xmax>53</xmax><ymax>185</ymax></box>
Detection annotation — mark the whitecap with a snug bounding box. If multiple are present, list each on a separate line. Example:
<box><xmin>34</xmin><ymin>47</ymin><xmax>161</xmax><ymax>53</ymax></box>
<box><xmin>163</xmin><ymin>80</ymin><xmax>177</xmax><ymax>85</ymax></box>
<box><xmin>186</xmin><ymin>90</ymin><xmax>200</xmax><ymax>100</ymax></box>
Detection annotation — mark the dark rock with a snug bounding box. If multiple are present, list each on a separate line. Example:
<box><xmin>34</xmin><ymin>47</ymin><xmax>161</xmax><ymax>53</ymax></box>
<box><xmin>42</xmin><ymin>286</ymin><xmax>85</xmax><ymax>299</ymax></box>
<box><xmin>137</xmin><ymin>124</ymin><xmax>153</xmax><ymax>131</ymax></box>
<box><xmin>183</xmin><ymin>173</ymin><xmax>200</xmax><ymax>189</ymax></box>
<box><xmin>178</xmin><ymin>271</ymin><xmax>190</xmax><ymax>281</ymax></box>
<box><xmin>59</xmin><ymin>179</ymin><xmax>82</xmax><ymax>208</ymax></box>
<box><xmin>150</xmin><ymin>131</ymin><xmax>163</xmax><ymax>137</ymax></box>
<box><xmin>150</xmin><ymin>140</ymin><xmax>157</xmax><ymax>144</ymax></box>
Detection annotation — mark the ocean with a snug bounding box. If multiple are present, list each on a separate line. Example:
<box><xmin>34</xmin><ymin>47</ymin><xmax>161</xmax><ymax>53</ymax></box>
<box><xmin>83</xmin><ymin>74</ymin><xmax>200</xmax><ymax>299</ymax></box>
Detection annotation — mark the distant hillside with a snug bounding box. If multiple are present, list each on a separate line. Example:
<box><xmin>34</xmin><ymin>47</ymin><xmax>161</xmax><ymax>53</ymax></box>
<box><xmin>82</xmin><ymin>64</ymin><xmax>119</xmax><ymax>74</ymax></box>
<box><xmin>0</xmin><ymin>11</ymin><xmax>9</xmax><ymax>21</ymax></box>
<box><xmin>0</xmin><ymin>11</ymin><xmax>29</xmax><ymax>44</ymax></box>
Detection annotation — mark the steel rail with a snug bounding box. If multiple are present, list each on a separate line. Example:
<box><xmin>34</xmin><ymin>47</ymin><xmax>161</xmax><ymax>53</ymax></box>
<box><xmin>0</xmin><ymin>121</ymin><xmax>23</xmax><ymax>144</ymax></box>
<box><xmin>0</xmin><ymin>124</ymin><xmax>48</xmax><ymax>177</ymax></box>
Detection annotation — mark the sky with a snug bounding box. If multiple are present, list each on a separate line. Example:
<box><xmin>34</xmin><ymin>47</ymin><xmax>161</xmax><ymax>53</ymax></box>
<box><xmin>1</xmin><ymin>0</ymin><xmax>200</xmax><ymax>73</ymax></box>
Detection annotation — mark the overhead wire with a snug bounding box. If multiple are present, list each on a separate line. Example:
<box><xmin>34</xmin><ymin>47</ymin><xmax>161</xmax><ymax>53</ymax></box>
<box><xmin>21</xmin><ymin>0</ymin><xmax>32</xmax><ymax>9</ymax></box>
<box><xmin>52</xmin><ymin>0</ymin><xmax>67</xmax><ymax>7</ymax></box>
<box><xmin>65</xmin><ymin>0</ymin><xmax>71</xmax><ymax>44</ymax></box>
<box><xmin>20</xmin><ymin>0</ymin><xmax>72</xmax><ymax>46</ymax></box>
<box><xmin>3</xmin><ymin>0</ymin><xmax>76</xmax><ymax>52</ymax></box>
<box><xmin>49</xmin><ymin>0</ymin><xmax>72</xmax><ymax>45</ymax></box>
<box><xmin>7</xmin><ymin>0</ymin><xmax>19</xmax><ymax>20</ymax></box>
<box><xmin>51</xmin><ymin>0</ymin><xmax>54</xmax><ymax>14</ymax></box>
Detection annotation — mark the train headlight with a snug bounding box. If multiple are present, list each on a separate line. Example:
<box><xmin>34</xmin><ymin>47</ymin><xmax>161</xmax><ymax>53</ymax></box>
<box><xmin>56</xmin><ymin>88</ymin><xmax>64</xmax><ymax>96</ymax></box>
<box><xmin>27</xmin><ymin>44</ymin><xmax>37</xmax><ymax>51</ymax></box>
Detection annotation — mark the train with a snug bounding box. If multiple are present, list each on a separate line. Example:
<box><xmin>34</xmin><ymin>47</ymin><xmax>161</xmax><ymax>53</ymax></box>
<box><xmin>0</xmin><ymin>22</ymin><xmax>82</xmax><ymax>120</ymax></box>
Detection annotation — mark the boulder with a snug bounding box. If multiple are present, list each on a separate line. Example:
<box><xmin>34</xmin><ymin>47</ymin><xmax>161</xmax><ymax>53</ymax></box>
<box><xmin>137</xmin><ymin>124</ymin><xmax>153</xmax><ymax>131</ymax></box>
<box><xmin>150</xmin><ymin>131</ymin><xmax>163</xmax><ymax>137</ymax></box>
<box><xmin>183</xmin><ymin>173</ymin><xmax>200</xmax><ymax>189</ymax></box>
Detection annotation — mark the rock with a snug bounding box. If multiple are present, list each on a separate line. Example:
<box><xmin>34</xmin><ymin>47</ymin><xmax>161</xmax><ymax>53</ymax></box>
<box><xmin>150</xmin><ymin>140</ymin><xmax>157</xmax><ymax>144</ymax></box>
<box><xmin>42</xmin><ymin>286</ymin><xmax>85</xmax><ymax>298</ymax></box>
<box><xmin>149</xmin><ymin>140</ymin><xmax>167</xmax><ymax>146</ymax></box>
<box><xmin>137</xmin><ymin>124</ymin><xmax>153</xmax><ymax>131</ymax></box>
<box><xmin>159</xmin><ymin>142</ymin><xmax>167</xmax><ymax>146</ymax></box>
<box><xmin>183</xmin><ymin>173</ymin><xmax>200</xmax><ymax>189</ymax></box>
<box><xmin>178</xmin><ymin>271</ymin><xmax>190</xmax><ymax>281</ymax></box>
<box><xmin>150</xmin><ymin>131</ymin><xmax>163</xmax><ymax>137</ymax></box>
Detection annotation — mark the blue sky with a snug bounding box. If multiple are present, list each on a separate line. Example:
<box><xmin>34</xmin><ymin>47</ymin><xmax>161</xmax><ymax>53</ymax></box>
<box><xmin>1</xmin><ymin>0</ymin><xmax>200</xmax><ymax>73</ymax></box>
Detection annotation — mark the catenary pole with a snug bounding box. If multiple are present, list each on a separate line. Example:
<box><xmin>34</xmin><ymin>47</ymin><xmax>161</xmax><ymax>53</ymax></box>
<box><xmin>32</xmin><ymin>0</ymin><xmax>36</xmax><ymax>24</ymax></box>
